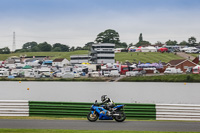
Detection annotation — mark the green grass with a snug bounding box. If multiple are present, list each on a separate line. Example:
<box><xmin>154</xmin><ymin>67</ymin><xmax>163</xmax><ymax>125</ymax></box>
<box><xmin>190</xmin><ymin>53</ymin><xmax>200</xmax><ymax>58</ymax></box>
<box><xmin>1</xmin><ymin>51</ymin><xmax>183</xmax><ymax>63</ymax></box>
<box><xmin>0</xmin><ymin>77</ymin><xmax>111</xmax><ymax>82</ymax></box>
<box><xmin>0</xmin><ymin>50</ymin><xmax>89</xmax><ymax>60</ymax></box>
<box><xmin>115</xmin><ymin>52</ymin><xmax>183</xmax><ymax>63</ymax></box>
<box><xmin>120</xmin><ymin>74</ymin><xmax>200</xmax><ymax>82</ymax></box>
<box><xmin>0</xmin><ymin>129</ymin><xmax>198</xmax><ymax>133</ymax></box>
<box><xmin>0</xmin><ymin>116</ymin><xmax>86</xmax><ymax>120</ymax></box>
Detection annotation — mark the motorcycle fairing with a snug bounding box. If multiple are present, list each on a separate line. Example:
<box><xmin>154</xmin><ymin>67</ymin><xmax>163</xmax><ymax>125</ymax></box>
<box><xmin>92</xmin><ymin>106</ymin><xmax>113</xmax><ymax>120</ymax></box>
<box><xmin>113</xmin><ymin>105</ymin><xmax>124</xmax><ymax>110</ymax></box>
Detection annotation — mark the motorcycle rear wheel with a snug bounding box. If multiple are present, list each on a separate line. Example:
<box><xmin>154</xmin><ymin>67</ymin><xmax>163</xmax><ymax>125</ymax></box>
<box><xmin>87</xmin><ymin>111</ymin><xmax>98</xmax><ymax>122</ymax></box>
<box><xmin>114</xmin><ymin>111</ymin><xmax>126</xmax><ymax>122</ymax></box>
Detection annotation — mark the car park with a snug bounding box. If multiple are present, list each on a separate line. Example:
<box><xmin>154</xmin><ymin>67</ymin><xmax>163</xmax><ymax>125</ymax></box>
<box><xmin>109</xmin><ymin>70</ymin><xmax>120</xmax><ymax>77</ymax></box>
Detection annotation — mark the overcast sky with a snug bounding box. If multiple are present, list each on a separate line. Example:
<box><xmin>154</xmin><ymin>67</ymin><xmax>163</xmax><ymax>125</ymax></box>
<box><xmin>0</xmin><ymin>0</ymin><xmax>200</xmax><ymax>50</ymax></box>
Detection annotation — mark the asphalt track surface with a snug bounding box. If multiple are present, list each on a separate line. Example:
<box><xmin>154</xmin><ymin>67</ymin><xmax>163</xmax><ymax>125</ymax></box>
<box><xmin>0</xmin><ymin>119</ymin><xmax>200</xmax><ymax>132</ymax></box>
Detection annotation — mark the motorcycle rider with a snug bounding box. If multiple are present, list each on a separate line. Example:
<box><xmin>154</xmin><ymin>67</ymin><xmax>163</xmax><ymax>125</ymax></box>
<box><xmin>100</xmin><ymin>95</ymin><xmax>115</xmax><ymax>116</ymax></box>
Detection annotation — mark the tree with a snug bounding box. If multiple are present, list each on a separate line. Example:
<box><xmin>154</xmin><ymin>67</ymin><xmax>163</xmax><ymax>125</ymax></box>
<box><xmin>116</xmin><ymin>42</ymin><xmax>127</xmax><ymax>48</ymax></box>
<box><xmin>38</xmin><ymin>42</ymin><xmax>52</xmax><ymax>51</ymax></box>
<box><xmin>70</xmin><ymin>46</ymin><xmax>75</xmax><ymax>51</ymax></box>
<box><xmin>0</xmin><ymin>47</ymin><xmax>10</xmax><ymax>54</ymax></box>
<box><xmin>188</xmin><ymin>37</ymin><xmax>197</xmax><ymax>46</ymax></box>
<box><xmin>75</xmin><ymin>46</ymin><xmax>82</xmax><ymax>50</ymax></box>
<box><xmin>139</xmin><ymin>33</ymin><xmax>143</xmax><ymax>42</ymax></box>
<box><xmin>128</xmin><ymin>43</ymin><xmax>134</xmax><ymax>48</ymax></box>
<box><xmin>135</xmin><ymin>33</ymin><xmax>151</xmax><ymax>47</ymax></box>
<box><xmin>155</xmin><ymin>41</ymin><xmax>162</xmax><ymax>45</ymax></box>
<box><xmin>52</xmin><ymin>43</ymin><xmax>70</xmax><ymax>52</ymax></box>
<box><xmin>52</xmin><ymin>47</ymin><xmax>62</xmax><ymax>52</ymax></box>
<box><xmin>165</xmin><ymin>40</ymin><xmax>177</xmax><ymax>45</ymax></box>
<box><xmin>83</xmin><ymin>42</ymin><xmax>94</xmax><ymax>50</ymax></box>
<box><xmin>22</xmin><ymin>42</ymin><xmax>37</xmax><ymax>50</ymax></box>
<box><xmin>31</xmin><ymin>46</ymin><xmax>40</xmax><ymax>52</ymax></box>
<box><xmin>95</xmin><ymin>29</ymin><xmax>120</xmax><ymax>44</ymax></box>
<box><xmin>179</xmin><ymin>41</ymin><xmax>188</xmax><ymax>46</ymax></box>
<box><xmin>135</xmin><ymin>41</ymin><xmax>151</xmax><ymax>47</ymax></box>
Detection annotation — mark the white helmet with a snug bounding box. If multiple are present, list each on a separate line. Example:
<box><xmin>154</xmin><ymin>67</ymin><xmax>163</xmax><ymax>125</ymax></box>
<box><xmin>101</xmin><ymin>95</ymin><xmax>108</xmax><ymax>102</ymax></box>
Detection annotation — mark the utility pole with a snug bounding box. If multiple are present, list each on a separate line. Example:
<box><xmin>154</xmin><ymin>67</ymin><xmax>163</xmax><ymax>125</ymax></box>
<box><xmin>12</xmin><ymin>32</ymin><xmax>16</xmax><ymax>52</ymax></box>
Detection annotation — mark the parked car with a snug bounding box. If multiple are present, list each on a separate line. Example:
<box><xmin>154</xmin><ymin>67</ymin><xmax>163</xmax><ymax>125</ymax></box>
<box><xmin>88</xmin><ymin>71</ymin><xmax>100</xmax><ymax>77</ymax></box>
<box><xmin>0</xmin><ymin>68</ymin><xmax>9</xmax><ymax>77</ymax></box>
<box><xmin>185</xmin><ymin>49</ymin><xmax>200</xmax><ymax>54</ymax></box>
<box><xmin>126</xmin><ymin>71</ymin><xmax>142</xmax><ymax>76</ymax></box>
<box><xmin>74</xmin><ymin>73</ymin><xmax>80</xmax><ymax>78</ymax></box>
<box><xmin>164</xmin><ymin>68</ymin><xmax>183</xmax><ymax>74</ymax></box>
<box><xmin>192</xmin><ymin>65</ymin><xmax>200</xmax><ymax>74</ymax></box>
<box><xmin>61</xmin><ymin>72</ymin><xmax>75</xmax><ymax>78</ymax></box>
<box><xmin>109</xmin><ymin>70</ymin><xmax>120</xmax><ymax>77</ymax></box>
<box><xmin>186</xmin><ymin>67</ymin><xmax>193</xmax><ymax>74</ymax></box>
<box><xmin>103</xmin><ymin>71</ymin><xmax>110</xmax><ymax>77</ymax></box>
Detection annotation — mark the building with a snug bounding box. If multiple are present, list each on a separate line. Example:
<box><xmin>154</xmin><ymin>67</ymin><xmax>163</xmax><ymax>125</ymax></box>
<box><xmin>70</xmin><ymin>55</ymin><xmax>91</xmax><ymax>64</ymax></box>
<box><xmin>70</xmin><ymin>43</ymin><xmax>115</xmax><ymax>64</ymax></box>
<box><xmin>164</xmin><ymin>59</ymin><xmax>197</xmax><ymax>72</ymax></box>
<box><xmin>90</xmin><ymin>43</ymin><xmax>115</xmax><ymax>64</ymax></box>
<box><xmin>52</xmin><ymin>58</ymin><xmax>69</xmax><ymax>67</ymax></box>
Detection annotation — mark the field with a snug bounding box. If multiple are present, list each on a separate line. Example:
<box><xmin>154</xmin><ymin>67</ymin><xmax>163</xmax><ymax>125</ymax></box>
<box><xmin>115</xmin><ymin>52</ymin><xmax>183</xmax><ymax>63</ymax></box>
<box><xmin>0</xmin><ymin>51</ymin><xmax>183</xmax><ymax>63</ymax></box>
<box><xmin>0</xmin><ymin>50</ymin><xmax>89</xmax><ymax>61</ymax></box>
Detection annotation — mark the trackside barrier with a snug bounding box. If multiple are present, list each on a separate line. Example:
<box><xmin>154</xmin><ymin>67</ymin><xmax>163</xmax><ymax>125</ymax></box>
<box><xmin>29</xmin><ymin>101</ymin><xmax>156</xmax><ymax>120</ymax></box>
<box><xmin>0</xmin><ymin>100</ymin><xmax>29</xmax><ymax>116</ymax></box>
<box><xmin>156</xmin><ymin>104</ymin><xmax>200</xmax><ymax>121</ymax></box>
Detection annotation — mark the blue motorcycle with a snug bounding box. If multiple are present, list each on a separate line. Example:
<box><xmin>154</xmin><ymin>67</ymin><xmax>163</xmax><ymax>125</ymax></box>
<box><xmin>87</xmin><ymin>100</ymin><xmax>126</xmax><ymax>122</ymax></box>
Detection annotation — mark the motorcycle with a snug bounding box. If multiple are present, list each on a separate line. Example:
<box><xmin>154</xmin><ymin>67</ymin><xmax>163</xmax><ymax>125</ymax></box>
<box><xmin>87</xmin><ymin>100</ymin><xmax>126</xmax><ymax>122</ymax></box>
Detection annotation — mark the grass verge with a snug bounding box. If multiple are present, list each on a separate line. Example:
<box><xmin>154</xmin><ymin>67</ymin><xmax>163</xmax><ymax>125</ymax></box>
<box><xmin>119</xmin><ymin>74</ymin><xmax>200</xmax><ymax>82</ymax></box>
<box><xmin>0</xmin><ymin>116</ymin><xmax>86</xmax><ymax>120</ymax></box>
<box><xmin>0</xmin><ymin>77</ymin><xmax>111</xmax><ymax>82</ymax></box>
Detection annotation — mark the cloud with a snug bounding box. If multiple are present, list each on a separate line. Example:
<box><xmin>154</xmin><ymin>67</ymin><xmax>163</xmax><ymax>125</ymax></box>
<box><xmin>0</xmin><ymin>0</ymin><xmax>200</xmax><ymax>50</ymax></box>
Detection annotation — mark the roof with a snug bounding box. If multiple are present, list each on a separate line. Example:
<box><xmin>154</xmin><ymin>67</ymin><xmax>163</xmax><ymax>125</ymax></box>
<box><xmin>70</xmin><ymin>55</ymin><xmax>90</xmax><ymax>58</ymax></box>
<box><xmin>43</xmin><ymin>60</ymin><xmax>53</xmax><ymax>63</ymax></box>
<box><xmin>92</xmin><ymin>43</ymin><xmax>115</xmax><ymax>47</ymax></box>
<box><xmin>167</xmin><ymin>59</ymin><xmax>197</xmax><ymax>66</ymax></box>
<box><xmin>23</xmin><ymin>65</ymin><xmax>32</xmax><ymax>69</ymax></box>
<box><xmin>161</xmin><ymin>62</ymin><xmax>167</xmax><ymax>65</ymax></box>
<box><xmin>168</xmin><ymin>59</ymin><xmax>185</xmax><ymax>66</ymax></box>
<box><xmin>53</xmin><ymin>58</ymin><xmax>65</xmax><ymax>62</ymax></box>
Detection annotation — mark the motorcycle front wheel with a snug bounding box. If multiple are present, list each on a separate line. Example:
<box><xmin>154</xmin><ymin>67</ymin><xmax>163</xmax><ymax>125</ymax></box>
<box><xmin>87</xmin><ymin>111</ymin><xmax>98</xmax><ymax>122</ymax></box>
<box><xmin>114</xmin><ymin>111</ymin><xmax>126</xmax><ymax>122</ymax></box>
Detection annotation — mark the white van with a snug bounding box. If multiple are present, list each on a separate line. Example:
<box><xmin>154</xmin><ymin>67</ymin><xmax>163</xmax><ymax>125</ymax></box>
<box><xmin>164</xmin><ymin>68</ymin><xmax>183</xmax><ymax>74</ymax></box>
<box><xmin>110</xmin><ymin>70</ymin><xmax>120</xmax><ymax>77</ymax></box>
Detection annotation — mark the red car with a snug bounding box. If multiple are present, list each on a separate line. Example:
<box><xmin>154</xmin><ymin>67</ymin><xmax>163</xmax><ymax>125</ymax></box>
<box><xmin>158</xmin><ymin>48</ymin><xmax>168</xmax><ymax>52</ymax></box>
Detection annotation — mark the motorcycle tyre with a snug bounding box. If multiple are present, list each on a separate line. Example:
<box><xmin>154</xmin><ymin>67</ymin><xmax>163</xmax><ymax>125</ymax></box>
<box><xmin>114</xmin><ymin>111</ymin><xmax>126</xmax><ymax>122</ymax></box>
<box><xmin>87</xmin><ymin>112</ymin><xmax>98</xmax><ymax>122</ymax></box>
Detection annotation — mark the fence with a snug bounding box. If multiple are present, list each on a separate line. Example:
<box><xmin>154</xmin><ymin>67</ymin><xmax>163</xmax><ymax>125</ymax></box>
<box><xmin>0</xmin><ymin>100</ymin><xmax>29</xmax><ymax>116</ymax></box>
<box><xmin>1</xmin><ymin>100</ymin><xmax>200</xmax><ymax>121</ymax></box>
<box><xmin>156</xmin><ymin>104</ymin><xmax>200</xmax><ymax>121</ymax></box>
<box><xmin>29</xmin><ymin>101</ymin><xmax>156</xmax><ymax>120</ymax></box>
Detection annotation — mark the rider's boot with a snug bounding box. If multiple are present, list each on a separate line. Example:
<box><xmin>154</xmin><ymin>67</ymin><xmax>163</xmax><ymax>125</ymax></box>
<box><xmin>107</xmin><ymin>108</ymin><xmax>114</xmax><ymax>116</ymax></box>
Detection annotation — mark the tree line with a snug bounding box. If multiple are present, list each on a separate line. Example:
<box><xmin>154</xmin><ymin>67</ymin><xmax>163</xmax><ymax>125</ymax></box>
<box><xmin>0</xmin><ymin>29</ymin><xmax>199</xmax><ymax>54</ymax></box>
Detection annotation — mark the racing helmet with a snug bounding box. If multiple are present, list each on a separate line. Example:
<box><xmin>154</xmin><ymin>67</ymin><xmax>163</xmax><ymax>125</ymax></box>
<box><xmin>101</xmin><ymin>95</ymin><xmax>107</xmax><ymax>102</ymax></box>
